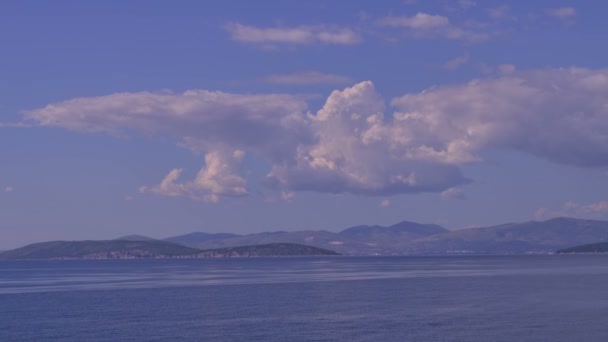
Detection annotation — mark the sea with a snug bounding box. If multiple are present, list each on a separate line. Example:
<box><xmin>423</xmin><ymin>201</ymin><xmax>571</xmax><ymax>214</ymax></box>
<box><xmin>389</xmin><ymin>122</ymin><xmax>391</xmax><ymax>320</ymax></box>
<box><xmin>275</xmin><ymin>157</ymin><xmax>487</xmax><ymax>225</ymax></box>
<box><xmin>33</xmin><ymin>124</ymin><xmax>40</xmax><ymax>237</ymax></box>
<box><xmin>2</xmin><ymin>255</ymin><xmax>608</xmax><ymax>341</ymax></box>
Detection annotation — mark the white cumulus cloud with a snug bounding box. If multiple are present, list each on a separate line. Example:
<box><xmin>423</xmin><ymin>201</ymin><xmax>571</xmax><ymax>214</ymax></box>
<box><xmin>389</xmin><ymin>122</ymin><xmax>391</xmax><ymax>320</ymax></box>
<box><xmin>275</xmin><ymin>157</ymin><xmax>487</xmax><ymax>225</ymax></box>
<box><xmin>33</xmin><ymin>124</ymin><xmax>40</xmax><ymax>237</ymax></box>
<box><xmin>140</xmin><ymin>150</ymin><xmax>248</xmax><ymax>202</ymax></box>
<box><xmin>224</xmin><ymin>22</ymin><xmax>361</xmax><ymax>46</ymax></box>
<box><xmin>265</xmin><ymin>81</ymin><xmax>470</xmax><ymax>195</ymax></box>
<box><xmin>24</xmin><ymin>67</ymin><xmax>608</xmax><ymax>201</ymax></box>
<box><xmin>377</xmin><ymin>13</ymin><xmax>449</xmax><ymax>30</ymax></box>
<box><xmin>391</xmin><ymin>68</ymin><xmax>608</xmax><ymax>167</ymax></box>
<box><xmin>441</xmin><ymin>188</ymin><xmax>465</xmax><ymax>199</ymax></box>
<box><xmin>376</xmin><ymin>12</ymin><xmax>489</xmax><ymax>43</ymax></box>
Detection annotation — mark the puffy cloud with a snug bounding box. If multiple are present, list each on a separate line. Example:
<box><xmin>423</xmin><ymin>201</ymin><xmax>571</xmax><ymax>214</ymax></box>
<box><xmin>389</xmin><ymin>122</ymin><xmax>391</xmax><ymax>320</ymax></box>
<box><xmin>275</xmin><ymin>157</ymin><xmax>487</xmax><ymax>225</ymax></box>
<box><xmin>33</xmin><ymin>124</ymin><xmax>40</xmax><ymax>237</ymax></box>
<box><xmin>547</xmin><ymin>7</ymin><xmax>576</xmax><ymax>19</ymax></box>
<box><xmin>535</xmin><ymin>200</ymin><xmax>608</xmax><ymax>220</ymax></box>
<box><xmin>139</xmin><ymin>168</ymin><xmax>185</xmax><ymax>198</ymax></box>
<box><xmin>24</xmin><ymin>67</ymin><xmax>608</xmax><ymax>201</ymax></box>
<box><xmin>377</xmin><ymin>13</ymin><xmax>449</xmax><ymax>30</ymax></box>
<box><xmin>376</xmin><ymin>12</ymin><xmax>489</xmax><ymax>43</ymax></box>
<box><xmin>4</xmin><ymin>186</ymin><xmax>14</xmax><ymax>193</ymax></box>
<box><xmin>224</xmin><ymin>22</ymin><xmax>361</xmax><ymax>46</ymax></box>
<box><xmin>265</xmin><ymin>81</ymin><xmax>470</xmax><ymax>195</ymax></box>
<box><xmin>140</xmin><ymin>150</ymin><xmax>248</xmax><ymax>202</ymax></box>
<box><xmin>391</xmin><ymin>68</ymin><xmax>608</xmax><ymax>167</ymax></box>
<box><xmin>25</xmin><ymin>89</ymin><xmax>310</xmax><ymax>202</ymax></box>
<box><xmin>263</xmin><ymin>71</ymin><xmax>352</xmax><ymax>85</ymax></box>
<box><xmin>441</xmin><ymin>188</ymin><xmax>465</xmax><ymax>199</ymax></box>
<box><xmin>280</xmin><ymin>191</ymin><xmax>295</xmax><ymax>202</ymax></box>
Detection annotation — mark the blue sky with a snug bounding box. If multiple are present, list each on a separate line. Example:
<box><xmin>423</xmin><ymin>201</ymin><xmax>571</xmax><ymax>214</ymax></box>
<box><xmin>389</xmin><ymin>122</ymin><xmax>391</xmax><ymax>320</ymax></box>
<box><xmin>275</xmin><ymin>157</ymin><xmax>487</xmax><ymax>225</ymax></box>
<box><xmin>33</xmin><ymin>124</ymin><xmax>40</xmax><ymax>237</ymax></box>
<box><xmin>2</xmin><ymin>0</ymin><xmax>608</xmax><ymax>249</ymax></box>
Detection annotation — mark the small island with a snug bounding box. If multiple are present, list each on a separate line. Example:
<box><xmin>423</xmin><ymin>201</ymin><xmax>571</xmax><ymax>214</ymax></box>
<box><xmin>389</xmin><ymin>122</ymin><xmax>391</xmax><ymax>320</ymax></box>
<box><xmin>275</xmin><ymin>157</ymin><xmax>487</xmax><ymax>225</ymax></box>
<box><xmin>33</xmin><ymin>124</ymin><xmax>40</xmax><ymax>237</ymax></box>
<box><xmin>0</xmin><ymin>240</ymin><xmax>340</xmax><ymax>260</ymax></box>
<box><xmin>556</xmin><ymin>241</ymin><xmax>608</xmax><ymax>254</ymax></box>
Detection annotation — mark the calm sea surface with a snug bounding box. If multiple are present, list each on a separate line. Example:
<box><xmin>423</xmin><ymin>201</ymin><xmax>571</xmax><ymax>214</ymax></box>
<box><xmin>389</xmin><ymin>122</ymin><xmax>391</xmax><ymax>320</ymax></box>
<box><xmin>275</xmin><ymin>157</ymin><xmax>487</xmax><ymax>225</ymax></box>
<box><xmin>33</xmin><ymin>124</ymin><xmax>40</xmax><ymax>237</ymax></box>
<box><xmin>2</xmin><ymin>255</ymin><xmax>608</xmax><ymax>341</ymax></box>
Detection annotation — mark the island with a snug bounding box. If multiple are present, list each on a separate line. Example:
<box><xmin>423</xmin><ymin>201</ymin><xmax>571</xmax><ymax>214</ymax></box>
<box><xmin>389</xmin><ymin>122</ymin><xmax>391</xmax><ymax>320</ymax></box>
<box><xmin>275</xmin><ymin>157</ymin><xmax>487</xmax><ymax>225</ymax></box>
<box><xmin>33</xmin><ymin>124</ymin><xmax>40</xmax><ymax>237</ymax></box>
<box><xmin>0</xmin><ymin>240</ymin><xmax>340</xmax><ymax>260</ymax></box>
<box><xmin>556</xmin><ymin>241</ymin><xmax>608</xmax><ymax>254</ymax></box>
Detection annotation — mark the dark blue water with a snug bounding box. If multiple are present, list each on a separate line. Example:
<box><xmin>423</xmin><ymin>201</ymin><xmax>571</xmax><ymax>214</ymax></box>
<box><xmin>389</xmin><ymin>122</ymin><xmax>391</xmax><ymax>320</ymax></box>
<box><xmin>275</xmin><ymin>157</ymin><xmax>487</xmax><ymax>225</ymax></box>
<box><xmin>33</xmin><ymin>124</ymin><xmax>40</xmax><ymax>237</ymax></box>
<box><xmin>2</xmin><ymin>256</ymin><xmax>608</xmax><ymax>341</ymax></box>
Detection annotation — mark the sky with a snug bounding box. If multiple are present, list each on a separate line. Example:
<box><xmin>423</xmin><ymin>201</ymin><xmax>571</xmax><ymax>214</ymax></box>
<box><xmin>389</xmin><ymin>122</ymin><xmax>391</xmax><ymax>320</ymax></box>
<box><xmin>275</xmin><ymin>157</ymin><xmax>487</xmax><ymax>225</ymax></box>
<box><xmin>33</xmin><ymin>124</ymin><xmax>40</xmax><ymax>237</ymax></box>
<box><xmin>2</xmin><ymin>0</ymin><xmax>608</xmax><ymax>249</ymax></box>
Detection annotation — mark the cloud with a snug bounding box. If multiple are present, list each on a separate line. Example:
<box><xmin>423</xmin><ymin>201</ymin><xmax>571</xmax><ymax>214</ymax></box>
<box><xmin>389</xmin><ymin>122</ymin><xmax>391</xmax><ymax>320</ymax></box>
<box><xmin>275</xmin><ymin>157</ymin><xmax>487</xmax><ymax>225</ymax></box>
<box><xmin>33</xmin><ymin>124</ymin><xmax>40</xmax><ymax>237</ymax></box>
<box><xmin>391</xmin><ymin>67</ymin><xmax>608</xmax><ymax>168</ymax></box>
<box><xmin>440</xmin><ymin>188</ymin><xmax>465</xmax><ymax>199</ymax></box>
<box><xmin>376</xmin><ymin>12</ymin><xmax>489</xmax><ymax>43</ymax></box>
<box><xmin>25</xmin><ymin>89</ymin><xmax>311</xmax><ymax>160</ymax></box>
<box><xmin>264</xmin><ymin>81</ymin><xmax>470</xmax><ymax>196</ymax></box>
<box><xmin>442</xmin><ymin>53</ymin><xmax>469</xmax><ymax>70</ymax></box>
<box><xmin>547</xmin><ymin>7</ymin><xmax>576</xmax><ymax>19</ymax></box>
<box><xmin>377</xmin><ymin>13</ymin><xmax>449</xmax><ymax>30</ymax></box>
<box><xmin>379</xmin><ymin>199</ymin><xmax>391</xmax><ymax>208</ymax></box>
<box><xmin>26</xmin><ymin>89</ymin><xmax>311</xmax><ymax>202</ymax></box>
<box><xmin>535</xmin><ymin>200</ymin><xmax>608</xmax><ymax>220</ymax></box>
<box><xmin>140</xmin><ymin>150</ymin><xmax>248</xmax><ymax>202</ymax></box>
<box><xmin>25</xmin><ymin>67</ymin><xmax>608</xmax><ymax>201</ymax></box>
<box><xmin>263</xmin><ymin>71</ymin><xmax>352</xmax><ymax>85</ymax></box>
<box><xmin>4</xmin><ymin>186</ymin><xmax>14</xmax><ymax>193</ymax></box>
<box><xmin>281</xmin><ymin>191</ymin><xmax>295</xmax><ymax>202</ymax></box>
<box><xmin>224</xmin><ymin>22</ymin><xmax>361</xmax><ymax>46</ymax></box>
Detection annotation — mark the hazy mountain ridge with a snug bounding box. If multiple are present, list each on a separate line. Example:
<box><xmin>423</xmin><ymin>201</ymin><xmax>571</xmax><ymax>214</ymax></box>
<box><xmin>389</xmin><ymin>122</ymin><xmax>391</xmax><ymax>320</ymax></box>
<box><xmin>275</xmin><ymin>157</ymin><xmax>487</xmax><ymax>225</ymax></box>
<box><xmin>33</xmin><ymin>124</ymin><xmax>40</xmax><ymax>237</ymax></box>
<box><xmin>4</xmin><ymin>217</ymin><xmax>608</xmax><ymax>257</ymax></box>
<box><xmin>164</xmin><ymin>221</ymin><xmax>446</xmax><ymax>255</ymax></box>
<box><xmin>115</xmin><ymin>235</ymin><xmax>158</xmax><ymax>242</ymax></box>
<box><xmin>163</xmin><ymin>217</ymin><xmax>608</xmax><ymax>255</ymax></box>
<box><xmin>164</xmin><ymin>232</ymin><xmax>240</xmax><ymax>246</ymax></box>
<box><xmin>410</xmin><ymin>217</ymin><xmax>608</xmax><ymax>254</ymax></box>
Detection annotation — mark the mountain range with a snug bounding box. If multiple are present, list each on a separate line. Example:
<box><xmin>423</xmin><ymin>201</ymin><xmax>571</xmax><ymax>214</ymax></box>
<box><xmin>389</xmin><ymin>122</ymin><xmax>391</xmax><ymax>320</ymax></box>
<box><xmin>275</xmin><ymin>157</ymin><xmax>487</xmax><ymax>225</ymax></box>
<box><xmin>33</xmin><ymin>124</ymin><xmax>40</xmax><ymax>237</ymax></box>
<box><xmin>161</xmin><ymin>217</ymin><xmax>608</xmax><ymax>255</ymax></box>
<box><xmin>4</xmin><ymin>217</ymin><xmax>608</xmax><ymax>257</ymax></box>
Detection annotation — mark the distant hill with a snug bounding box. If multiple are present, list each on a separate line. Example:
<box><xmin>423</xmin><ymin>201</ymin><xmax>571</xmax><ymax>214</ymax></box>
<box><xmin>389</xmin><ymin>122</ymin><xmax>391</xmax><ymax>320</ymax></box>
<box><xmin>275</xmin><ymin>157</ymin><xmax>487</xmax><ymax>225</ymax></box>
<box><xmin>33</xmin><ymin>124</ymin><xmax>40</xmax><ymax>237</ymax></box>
<box><xmin>340</xmin><ymin>221</ymin><xmax>447</xmax><ymax>237</ymax></box>
<box><xmin>557</xmin><ymin>241</ymin><xmax>608</xmax><ymax>254</ymax></box>
<box><xmin>166</xmin><ymin>230</ymin><xmax>340</xmax><ymax>250</ymax></box>
<box><xmin>410</xmin><ymin>217</ymin><xmax>608</xmax><ymax>254</ymax></box>
<box><xmin>115</xmin><ymin>234</ymin><xmax>157</xmax><ymax>241</ymax></box>
<box><xmin>164</xmin><ymin>232</ymin><xmax>241</xmax><ymax>246</ymax></box>
<box><xmin>164</xmin><ymin>221</ymin><xmax>449</xmax><ymax>255</ymax></box>
<box><xmin>337</xmin><ymin>221</ymin><xmax>449</xmax><ymax>254</ymax></box>
<box><xmin>6</xmin><ymin>217</ymin><xmax>608</xmax><ymax>257</ymax></box>
<box><xmin>0</xmin><ymin>240</ymin><xmax>202</xmax><ymax>260</ymax></box>
<box><xmin>159</xmin><ymin>217</ymin><xmax>608</xmax><ymax>255</ymax></box>
<box><xmin>198</xmin><ymin>243</ymin><xmax>340</xmax><ymax>257</ymax></box>
<box><xmin>0</xmin><ymin>240</ymin><xmax>340</xmax><ymax>260</ymax></box>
